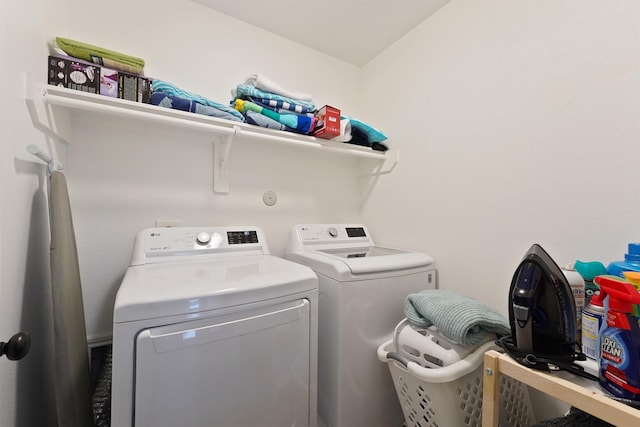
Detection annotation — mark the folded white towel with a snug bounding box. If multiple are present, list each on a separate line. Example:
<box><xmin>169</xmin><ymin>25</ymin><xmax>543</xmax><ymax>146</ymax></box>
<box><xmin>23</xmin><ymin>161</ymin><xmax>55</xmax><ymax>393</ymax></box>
<box><xmin>331</xmin><ymin>118</ymin><xmax>352</xmax><ymax>142</ymax></box>
<box><xmin>243</xmin><ymin>73</ymin><xmax>313</xmax><ymax>102</ymax></box>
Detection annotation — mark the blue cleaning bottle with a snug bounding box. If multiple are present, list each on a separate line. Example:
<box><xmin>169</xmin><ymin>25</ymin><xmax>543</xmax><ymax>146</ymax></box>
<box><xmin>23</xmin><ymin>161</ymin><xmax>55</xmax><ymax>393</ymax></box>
<box><xmin>595</xmin><ymin>275</ymin><xmax>640</xmax><ymax>400</ymax></box>
<box><xmin>607</xmin><ymin>243</ymin><xmax>640</xmax><ymax>278</ymax></box>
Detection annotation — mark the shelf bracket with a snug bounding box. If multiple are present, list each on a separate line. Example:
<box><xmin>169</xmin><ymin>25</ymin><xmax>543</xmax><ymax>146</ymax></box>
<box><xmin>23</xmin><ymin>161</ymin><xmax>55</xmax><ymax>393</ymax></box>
<box><xmin>24</xmin><ymin>73</ymin><xmax>70</xmax><ymax>147</ymax></box>
<box><xmin>213</xmin><ymin>125</ymin><xmax>239</xmax><ymax>193</ymax></box>
<box><xmin>359</xmin><ymin>148</ymin><xmax>399</xmax><ymax>177</ymax></box>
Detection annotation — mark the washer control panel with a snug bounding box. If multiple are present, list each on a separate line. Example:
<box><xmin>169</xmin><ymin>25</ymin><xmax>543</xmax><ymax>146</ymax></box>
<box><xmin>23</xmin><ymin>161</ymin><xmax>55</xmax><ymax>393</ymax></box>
<box><xmin>295</xmin><ymin>224</ymin><xmax>371</xmax><ymax>244</ymax></box>
<box><xmin>132</xmin><ymin>227</ymin><xmax>265</xmax><ymax>265</ymax></box>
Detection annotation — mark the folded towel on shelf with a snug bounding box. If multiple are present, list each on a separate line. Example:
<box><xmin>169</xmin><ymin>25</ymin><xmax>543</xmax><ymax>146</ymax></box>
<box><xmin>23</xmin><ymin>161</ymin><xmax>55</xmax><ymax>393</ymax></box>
<box><xmin>153</xmin><ymin>79</ymin><xmax>244</xmax><ymax>121</ymax></box>
<box><xmin>343</xmin><ymin>127</ymin><xmax>389</xmax><ymax>152</ymax></box>
<box><xmin>405</xmin><ymin>289</ymin><xmax>510</xmax><ymax>346</ymax></box>
<box><xmin>233</xmin><ymin>84</ymin><xmax>315</xmax><ymax>111</ymax></box>
<box><xmin>235</xmin><ymin>99</ymin><xmax>316</xmax><ymax>134</ymax></box>
<box><xmin>344</xmin><ymin>116</ymin><xmax>388</xmax><ymax>143</ymax></box>
<box><xmin>150</xmin><ymin>92</ymin><xmax>243</xmax><ymax>122</ymax></box>
<box><xmin>347</xmin><ymin>126</ymin><xmax>372</xmax><ymax>147</ymax></box>
<box><xmin>249</xmin><ymin>97</ymin><xmax>313</xmax><ymax>115</ymax></box>
<box><xmin>244</xmin><ymin>110</ymin><xmax>293</xmax><ymax>132</ymax></box>
<box><xmin>54</xmin><ymin>37</ymin><xmax>145</xmax><ymax>75</ymax></box>
<box><xmin>242</xmin><ymin>73</ymin><xmax>313</xmax><ymax>102</ymax></box>
<box><xmin>331</xmin><ymin>119</ymin><xmax>352</xmax><ymax>143</ymax></box>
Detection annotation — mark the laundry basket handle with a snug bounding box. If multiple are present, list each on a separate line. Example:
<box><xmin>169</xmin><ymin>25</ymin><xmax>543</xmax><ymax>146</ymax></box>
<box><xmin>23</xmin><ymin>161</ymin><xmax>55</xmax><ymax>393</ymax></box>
<box><xmin>386</xmin><ymin>352</ymin><xmax>410</xmax><ymax>368</ymax></box>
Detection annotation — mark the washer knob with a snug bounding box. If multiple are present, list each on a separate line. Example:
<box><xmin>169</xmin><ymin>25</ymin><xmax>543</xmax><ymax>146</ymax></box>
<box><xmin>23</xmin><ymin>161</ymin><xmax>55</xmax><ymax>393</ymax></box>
<box><xmin>196</xmin><ymin>232</ymin><xmax>211</xmax><ymax>245</ymax></box>
<box><xmin>328</xmin><ymin>227</ymin><xmax>338</xmax><ymax>238</ymax></box>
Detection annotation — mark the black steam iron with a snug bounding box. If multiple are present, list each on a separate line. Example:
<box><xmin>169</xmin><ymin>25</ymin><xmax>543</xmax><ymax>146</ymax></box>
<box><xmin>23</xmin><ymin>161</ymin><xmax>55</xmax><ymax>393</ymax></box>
<box><xmin>497</xmin><ymin>244</ymin><xmax>597</xmax><ymax>381</ymax></box>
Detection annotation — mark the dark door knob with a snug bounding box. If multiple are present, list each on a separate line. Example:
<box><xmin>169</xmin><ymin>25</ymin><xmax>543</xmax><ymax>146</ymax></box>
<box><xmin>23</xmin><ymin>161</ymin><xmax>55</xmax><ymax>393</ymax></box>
<box><xmin>1</xmin><ymin>332</ymin><xmax>31</xmax><ymax>361</ymax></box>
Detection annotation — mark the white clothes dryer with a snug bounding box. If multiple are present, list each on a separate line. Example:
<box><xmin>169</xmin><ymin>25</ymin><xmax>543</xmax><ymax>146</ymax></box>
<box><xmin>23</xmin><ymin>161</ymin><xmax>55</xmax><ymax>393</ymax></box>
<box><xmin>111</xmin><ymin>226</ymin><xmax>318</xmax><ymax>427</ymax></box>
<box><xmin>286</xmin><ymin>224</ymin><xmax>436</xmax><ymax>427</ymax></box>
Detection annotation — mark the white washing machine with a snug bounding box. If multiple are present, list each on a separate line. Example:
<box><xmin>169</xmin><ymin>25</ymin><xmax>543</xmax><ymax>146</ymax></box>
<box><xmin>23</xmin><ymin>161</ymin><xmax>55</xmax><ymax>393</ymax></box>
<box><xmin>111</xmin><ymin>226</ymin><xmax>318</xmax><ymax>427</ymax></box>
<box><xmin>286</xmin><ymin>224</ymin><xmax>436</xmax><ymax>427</ymax></box>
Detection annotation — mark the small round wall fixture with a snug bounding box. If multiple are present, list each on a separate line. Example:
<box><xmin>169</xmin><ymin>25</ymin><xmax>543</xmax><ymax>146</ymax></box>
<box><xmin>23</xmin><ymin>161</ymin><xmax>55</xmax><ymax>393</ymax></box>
<box><xmin>263</xmin><ymin>190</ymin><xmax>278</xmax><ymax>206</ymax></box>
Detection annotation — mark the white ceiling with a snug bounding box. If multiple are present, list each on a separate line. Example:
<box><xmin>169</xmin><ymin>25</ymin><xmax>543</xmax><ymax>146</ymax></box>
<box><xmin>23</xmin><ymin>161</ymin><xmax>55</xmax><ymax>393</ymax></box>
<box><xmin>191</xmin><ymin>0</ymin><xmax>453</xmax><ymax>67</ymax></box>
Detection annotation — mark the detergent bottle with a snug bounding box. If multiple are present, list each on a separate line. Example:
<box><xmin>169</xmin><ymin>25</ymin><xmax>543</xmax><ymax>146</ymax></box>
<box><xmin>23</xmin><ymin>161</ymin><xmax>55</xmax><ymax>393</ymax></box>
<box><xmin>607</xmin><ymin>243</ymin><xmax>640</xmax><ymax>278</ymax></box>
<box><xmin>595</xmin><ymin>275</ymin><xmax>640</xmax><ymax>400</ymax></box>
<box><xmin>623</xmin><ymin>271</ymin><xmax>640</xmax><ymax>290</ymax></box>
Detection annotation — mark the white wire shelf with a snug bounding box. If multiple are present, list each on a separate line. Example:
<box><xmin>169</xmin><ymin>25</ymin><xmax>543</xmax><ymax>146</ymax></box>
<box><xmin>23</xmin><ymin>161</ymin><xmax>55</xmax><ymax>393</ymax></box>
<box><xmin>41</xmin><ymin>85</ymin><xmax>388</xmax><ymax>157</ymax></box>
<box><xmin>29</xmin><ymin>81</ymin><xmax>394</xmax><ymax>192</ymax></box>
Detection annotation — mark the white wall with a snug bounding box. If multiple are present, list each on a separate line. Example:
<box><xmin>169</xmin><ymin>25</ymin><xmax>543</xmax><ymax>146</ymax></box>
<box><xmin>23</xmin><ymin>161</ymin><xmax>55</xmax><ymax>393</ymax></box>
<box><xmin>362</xmin><ymin>0</ymin><xmax>640</xmax><ymax>315</ymax></box>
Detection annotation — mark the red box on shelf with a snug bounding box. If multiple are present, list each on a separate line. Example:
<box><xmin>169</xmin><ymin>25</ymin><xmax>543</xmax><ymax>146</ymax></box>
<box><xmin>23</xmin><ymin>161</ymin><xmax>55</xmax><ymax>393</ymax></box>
<box><xmin>312</xmin><ymin>105</ymin><xmax>341</xmax><ymax>139</ymax></box>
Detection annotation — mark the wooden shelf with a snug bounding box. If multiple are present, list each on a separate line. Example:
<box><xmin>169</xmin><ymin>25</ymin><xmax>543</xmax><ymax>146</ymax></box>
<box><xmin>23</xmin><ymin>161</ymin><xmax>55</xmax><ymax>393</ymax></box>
<box><xmin>29</xmin><ymin>81</ymin><xmax>394</xmax><ymax>192</ymax></box>
<box><xmin>482</xmin><ymin>350</ymin><xmax>640</xmax><ymax>426</ymax></box>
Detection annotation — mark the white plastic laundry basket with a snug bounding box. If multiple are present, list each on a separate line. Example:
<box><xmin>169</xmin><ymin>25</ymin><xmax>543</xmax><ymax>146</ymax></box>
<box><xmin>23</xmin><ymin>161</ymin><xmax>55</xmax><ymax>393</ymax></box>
<box><xmin>393</xmin><ymin>318</ymin><xmax>493</xmax><ymax>368</ymax></box>
<box><xmin>377</xmin><ymin>324</ymin><xmax>535</xmax><ymax>427</ymax></box>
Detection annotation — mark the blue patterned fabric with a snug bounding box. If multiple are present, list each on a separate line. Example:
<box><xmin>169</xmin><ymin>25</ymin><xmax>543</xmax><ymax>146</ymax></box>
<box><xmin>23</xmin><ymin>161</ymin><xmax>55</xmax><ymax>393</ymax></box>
<box><xmin>150</xmin><ymin>92</ymin><xmax>243</xmax><ymax>122</ymax></box>
<box><xmin>152</xmin><ymin>79</ymin><xmax>244</xmax><ymax>121</ymax></box>
<box><xmin>234</xmin><ymin>99</ymin><xmax>315</xmax><ymax>133</ymax></box>
<box><xmin>248</xmin><ymin>96</ymin><xmax>312</xmax><ymax>115</ymax></box>
<box><xmin>233</xmin><ymin>84</ymin><xmax>315</xmax><ymax>111</ymax></box>
<box><xmin>244</xmin><ymin>110</ymin><xmax>293</xmax><ymax>131</ymax></box>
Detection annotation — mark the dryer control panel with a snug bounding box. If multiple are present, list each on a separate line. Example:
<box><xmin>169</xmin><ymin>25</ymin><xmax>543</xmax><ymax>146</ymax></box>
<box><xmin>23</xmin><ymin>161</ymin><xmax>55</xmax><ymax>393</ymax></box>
<box><xmin>130</xmin><ymin>226</ymin><xmax>268</xmax><ymax>265</ymax></box>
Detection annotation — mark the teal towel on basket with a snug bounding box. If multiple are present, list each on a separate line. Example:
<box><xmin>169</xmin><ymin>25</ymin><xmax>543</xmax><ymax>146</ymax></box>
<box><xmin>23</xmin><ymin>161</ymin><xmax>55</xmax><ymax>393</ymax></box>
<box><xmin>404</xmin><ymin>289</ymin><xmax>510</xmax><ymax>346</ymax></box>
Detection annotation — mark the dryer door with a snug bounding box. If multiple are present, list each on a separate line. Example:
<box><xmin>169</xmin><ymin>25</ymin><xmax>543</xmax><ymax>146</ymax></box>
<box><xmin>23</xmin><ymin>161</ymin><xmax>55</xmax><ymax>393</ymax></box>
<box><xmin>134</xmin><ymin>298</ymin><xmax>311</xmax><ymax>427</ymax></box>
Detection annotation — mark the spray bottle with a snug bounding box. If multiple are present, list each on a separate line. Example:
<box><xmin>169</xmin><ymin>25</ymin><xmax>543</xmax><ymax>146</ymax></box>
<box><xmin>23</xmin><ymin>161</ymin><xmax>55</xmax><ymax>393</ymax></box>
<box><xmin>581</xmin><ymin>291</ymin><xmax>604</xmax><ymax>361</ymax></box>
<box><xmin>595</xmin><ymin>275</ymin><xmax>640</xmax><ymax>400</ymax></box>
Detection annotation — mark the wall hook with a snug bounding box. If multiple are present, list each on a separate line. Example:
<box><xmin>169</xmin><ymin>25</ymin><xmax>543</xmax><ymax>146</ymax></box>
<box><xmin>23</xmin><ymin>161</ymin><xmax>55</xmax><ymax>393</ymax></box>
<box><xmin>26</xmin><ymin>144</ymin><xmax>63</xmax><ymax>174</ymax></box>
